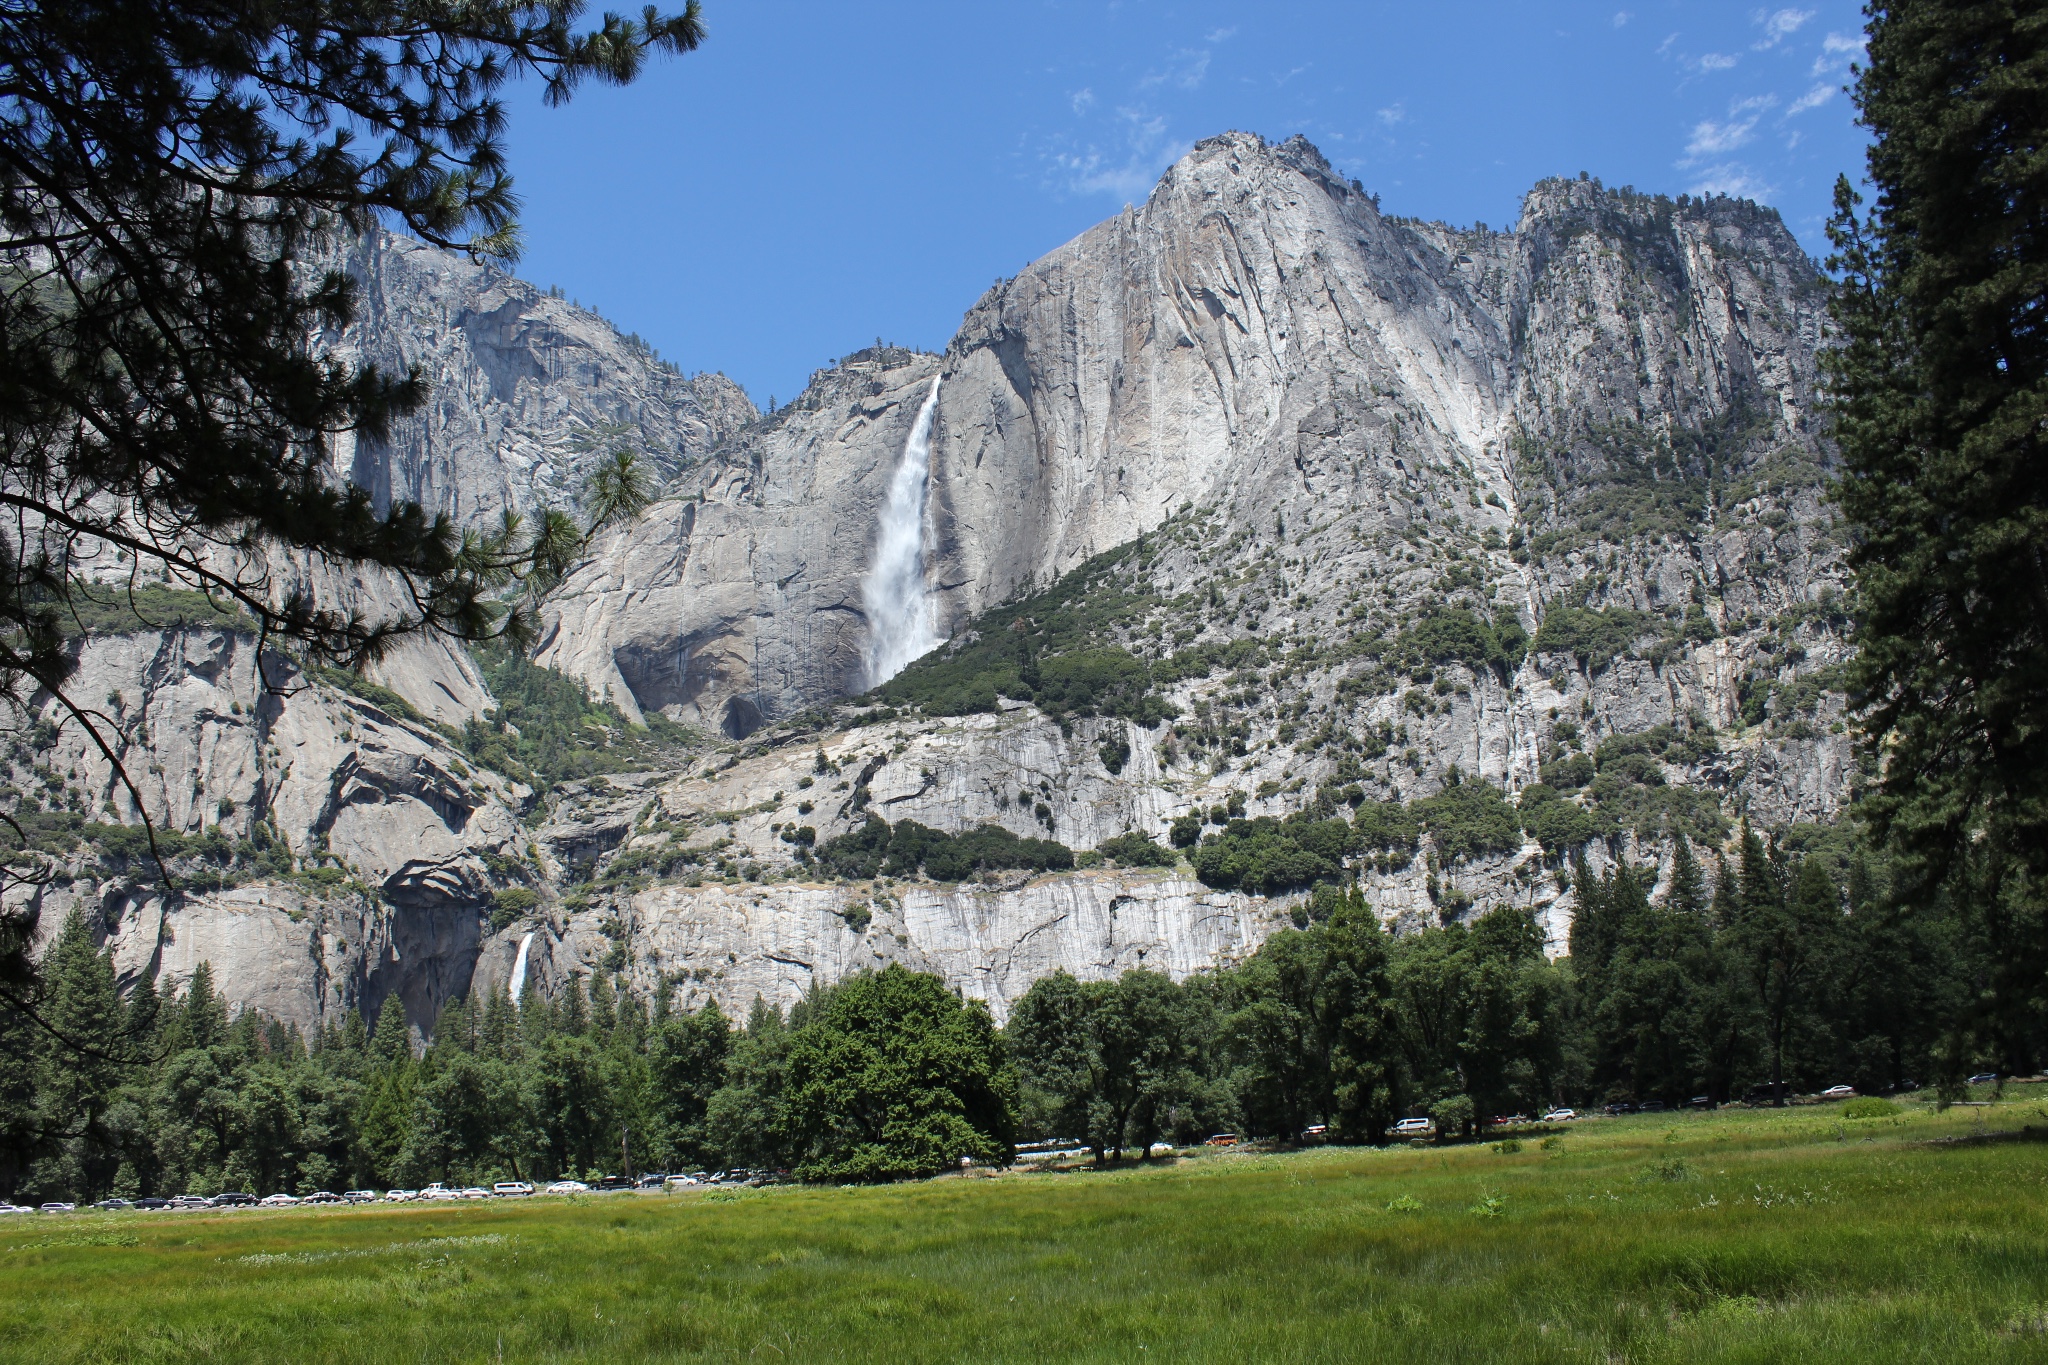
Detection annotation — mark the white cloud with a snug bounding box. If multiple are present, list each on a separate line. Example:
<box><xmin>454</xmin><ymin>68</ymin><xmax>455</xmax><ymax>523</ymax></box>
<box><xmin>1683</xmin><ymin>98</ymin><xmax>1772</xmax><ymax>161</ymax></box>
<box><xmin>1689</xmin><ymin>164</ymin><xmax>1774</xmax><ymax>200</ymax></box>
<box><xmin>1377</xmin><ymin>102</ymin><xmax>1407</xmax><ymax>127</ymax></box>
<box><xmin>1656</xmin><ymin>32</ymin><xmax>1678</xmax><ymax>56</ymax></box>
<box><xmin>1613</xmin><ymin>10</ymin><xmax>1631</xmax><ymax>27</ymax></box>
<box><xmin>1812</xmin><ymin>31</ymin><xmax>1866</xmax><ymax>75</ymax></box>
<box><xmin>1785</xmin><ymin>83</ymin><xmax>1834</xmax><ymax>115</ymax></box>
<box><xmin>1047</xmin><ymin>106</ymin><xmax>1188</xmax><ymax>201</ymax></box>
<box><xmin>1754</xmin><ymin>8</ymin><xmax>1815</xmax><ymax>48</ymax></box>
<box><xmin>1071</xmin><ymin>87</ymin><xmax>1095</xmax><ymax>115</ymax></box>
<box><xmin>1140</xmin><ymin>47</ymin><xmax>1212</xmax><ymax>92</ymax></box>
<box><xmin>1699</xmin><ymin>52</ymin><xmax>1739</xmax><ymax>71</ymax></box>
<box><xmin>1685</xmin><ymin>115</ymin><xmax>1758</xmax><ymax>158</ymax></box>
<box><xmin>1205</xmin><ymin>26</ymin><xmax>1237</xmax><ymax>44</ymax></box>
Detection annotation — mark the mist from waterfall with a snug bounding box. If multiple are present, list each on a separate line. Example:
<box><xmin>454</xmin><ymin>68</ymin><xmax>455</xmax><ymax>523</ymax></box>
<box><xmin>861</xmin><ymin>375</ymin><xmax>944</xmax><ymax>687</ymax></box>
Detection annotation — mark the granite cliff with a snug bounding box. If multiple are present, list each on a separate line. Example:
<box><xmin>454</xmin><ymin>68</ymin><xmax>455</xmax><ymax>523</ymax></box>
<box><xmin>21</xmin><ymin>133</ymin><xmax>1855</xmax><ymax>1040</ymax></box>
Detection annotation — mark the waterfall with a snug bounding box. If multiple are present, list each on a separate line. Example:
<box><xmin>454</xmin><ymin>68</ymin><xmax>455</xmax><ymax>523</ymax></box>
<box><xmin>861</xmin><ymin>375</ymin><xmax>945</xmax><ymax>687</ymax></box>
<box><xmin>507</xmin><ymin>931</ymin><xmax>534</xmax><ymax>1005</ymax></box>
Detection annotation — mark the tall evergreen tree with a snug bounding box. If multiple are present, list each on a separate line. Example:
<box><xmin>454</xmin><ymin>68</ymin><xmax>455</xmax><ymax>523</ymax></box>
<box><xmin>1827</xmin><ymin>1</ymin><xmax>2048</xmax><ymax>1075</ymax></box>
<box><xmin>1665</xmin><ymin>836</ymin><xmax>1707</xmax><ymax>918</ymax></box>
<box><xmin>33</xmin><ymin>910</ymin><xmax>125</xmax><ymax>1197</ymax></box>
<box><xmin>355</xmin><ymin>999</ymin><xmax>417</xmax><ymax>1185</ymax></box>
<box><xmin>1728</xmin><ymin>837</ymin><xmax>1842</xmax><ymax>1105</ymax></box>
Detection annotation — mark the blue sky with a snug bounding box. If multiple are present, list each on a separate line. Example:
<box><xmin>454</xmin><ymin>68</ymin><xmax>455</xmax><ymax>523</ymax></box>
<box><xmin>498</xmin><ymin>1</ymin><xmax>1871</xmax><ymax>407</ymax></box>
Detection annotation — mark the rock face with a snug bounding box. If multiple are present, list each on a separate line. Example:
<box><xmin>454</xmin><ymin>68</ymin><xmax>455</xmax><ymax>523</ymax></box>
<box><xmin>14</xmin><ymin>627</ymin><xmax>534</xmax><ymax>1038</ymax></box>
<box><xmin>321</xmin><ymin>229</ymin><xmax>757</xmax><ymax>523</ymax></box>
<box><xmin>19</xmin><ymin>228</ymin><xmax>762</xmax><ymax>1038</ymax></box>
<box><xmin>475</xmin><ymin>868</ymin><xmax>1288</xmax><ymax>1027</ymax></box>
<box><xmin>33</xmin><ymin>132</ymin><xmax>1859</xmax><ymax>1039</ymax></box>
<box><xmin>537</xmin><ymin>134</ymin><xmax>1838</xmax><ymax>751</ymax></box>
<box><xmin>501</xmin><ymin>135</ymin><xmax>1849</xmax><ymax>1006</ymax></box>
<box><xmin>534</xmin><ymin>351</ymin><xmax>944</xmax><ymax>731</ymax></box>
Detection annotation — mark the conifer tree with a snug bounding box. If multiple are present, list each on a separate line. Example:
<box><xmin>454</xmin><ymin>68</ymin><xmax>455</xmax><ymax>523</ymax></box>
<box><xmin>181</xmin><ymin>964</ymin><xmax>226</xmax><ymax>1051</ymax></box>
<box><xmin>1665</xmin><ymin>836</ymin><xmax>1706</xmax><ymax>918</ymax></box>
<box><xmin>122</xmin><ymin>974</ymin><xmax>160</xmax><ymax>1050</ymax></box>
<box><xmin>356</xmin><ymin>999</ymin><xmax>416</xmax><ymax>1185</ymax></box>
<box><xmin>33</xmin><ymin>910</ymin><xmax>125</xmax><ymax>1197</ymax></box>
<box><xmin>1827</xmin><ymin>0</ymin><xmax>2048</xmax><ymax>1071</ymax></box>
<box><xmin>0</xmin><ymin>973</ymin><xmax>39</xmax><ymax>1191</ymax></box>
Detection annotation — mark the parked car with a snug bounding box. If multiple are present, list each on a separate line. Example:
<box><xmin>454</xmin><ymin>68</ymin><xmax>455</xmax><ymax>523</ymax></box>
<box><xmin>635</xmin><ymin>1174</ymin><xmax>668</xmax><ymax>1189</ymax></box>
<box><xmin>0</xmin><ymin>1203</ymin><xmax>31</xmax><ymax>1215</ymax></box>
<box><xmin>1541</xmin><ymin>1108</ymin><xmax>1577</xmax><ymax>1122</ymax></box>
<box><xmin>1204</xmin><ymin>1133</ymin><xmax>1241</xmax><ymax>1147</ymax></box>
<box><xmin>1300</xmin><ymin>1125</ymin><xmax>1328</xmax><ymax>1140</ymax></box>
<box><xmin>342</xmin><ymin>1190</ymin><xmax>380</xmax><ymax>1204</ymax></box>
<box><xmin>259</xmin><ymin>1194</ymin><xmax>298</xmax><ymax>1207</ymax></box>
<box><xmin>460</xmin><ymin>1187</ymin><xmax>490</xmax><ymax>1199</ymax></box>
<box><xmin>594</xmin><ymin>1175</ymin><xmax>634</xmax><ymax>1191</ymax></box>
<box><xmin>210</xmin><ymin>1192</ymin><xmax>257</xmax><ymax>1207</ymax></box>
<box><xmin>95</xmin><ymin>1198</ymin><xmax>133</xmax><ymax>1211</ymax></box>
<box><xmin>1603</xmin><ymin>1102</ymin><xmax>1634</xmax><ymax>1116</ymax></box>
<box><xmin>301</xmin><ymin>1191</ymin><xmax>343</xmax><ymax>1204</ymax></box>
<box><xmin>419</xmin><ymin>1183</ymin><xmax>459</xmax><ymax>1201</ymax></box>
<box><xmin>132</xmin><ymin>1197</ymin><xmax>169</xmax><ymax>1210</ymax></box>
<box><xmin>1687</xmin><ymin>1096</ymin><xmax>1714</xmax><ymax>1109</ymax></box>
<box><xmin>1389</xmin><ymin>1117</ymin><xmax>1434</xmax><ymax>1137</ymax></box>
<box><xmin>382</xmin><ymin>1189</ymin><xmax>417</xmax><ymax>1203</ymax></box>
<box><xmin>1821</xmin><ymin>1085</ymin><xmax>1857</xmax><ymax>1100</ymax></box>
<box><xmin>492</xmin><ymin>1182</ymin><xmax>534</xmax><ymax>1198</ymax></box>
<box><xmin>1638</xmin><ymin>1100</ymin><xmax>1667</xmax><ymax>1114</ymax></box>
<box><xmin>169</xmin><ymin>1195</ymin><xmax>212</xmax><ymax>1209</ymax></box>
<box><xmin>663</xmin><ymin>1174</ymin><xmax>700</xmax><ymax>1188</ymax></box>
<box><xmin>545</xmin><ymin>1180</ymin><xmax>588</xmax><ymax>1195</ymax></box>
<box><xmin>1968</xmin><ymin>1073</ymin><xmax>1999</xmax><ymax>1085</ymax></box>
<box><xmin>38</xmin><ymin>1202</ymin><xmax>76</xmax><ymax>1213</ymax></box>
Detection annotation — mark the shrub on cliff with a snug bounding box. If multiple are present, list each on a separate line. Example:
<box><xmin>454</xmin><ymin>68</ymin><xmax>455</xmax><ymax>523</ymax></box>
<box><xmin>815</xmin><ymin>817</ymin><xmax>1073</xmax><ymax>882</ymax></box>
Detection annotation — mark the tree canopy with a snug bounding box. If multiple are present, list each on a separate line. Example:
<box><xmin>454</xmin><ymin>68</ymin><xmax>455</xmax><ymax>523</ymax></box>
<box><xmin>1826</xmin><ymin>1</ymin><xmax>2048</xmax><ymax>1068</ymax></box>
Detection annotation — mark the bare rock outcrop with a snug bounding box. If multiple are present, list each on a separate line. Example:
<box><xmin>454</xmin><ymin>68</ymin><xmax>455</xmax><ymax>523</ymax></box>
<box><xmin>321</xmin><ymin>230</ymin><xmax>757</xmax><ymax>523</ymax></box>
<box><xmin>27</xmin><ymin>134</ymin><xmax>1860</xmax><ymax>1040</ymax></box>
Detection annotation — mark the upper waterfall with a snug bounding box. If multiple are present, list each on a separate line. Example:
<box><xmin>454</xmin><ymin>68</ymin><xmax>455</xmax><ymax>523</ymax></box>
<box><xmin>861</xmin><ymin>375</ymin><xmax>945</xmax><ymax>687</ymax></box>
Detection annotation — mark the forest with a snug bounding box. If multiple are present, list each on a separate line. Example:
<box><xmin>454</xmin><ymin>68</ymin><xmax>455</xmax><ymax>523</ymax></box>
<box><xmin>0</xmin><ymin>822</ymin><xmax>1988</xmax><ymax>1204</ymax></box>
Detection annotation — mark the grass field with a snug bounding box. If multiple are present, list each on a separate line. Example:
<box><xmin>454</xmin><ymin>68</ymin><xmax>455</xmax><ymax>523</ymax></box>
<box><xmin>5</xmin><ymin>1091</ymin><xmax>2047</xmax><ymax>1363</ymax></box>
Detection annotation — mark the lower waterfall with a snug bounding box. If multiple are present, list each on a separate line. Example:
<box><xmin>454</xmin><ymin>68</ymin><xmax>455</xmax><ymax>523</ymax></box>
<box><xmin>507</xmin><ymin>930</ymin><xmax>534</xmax><ymax>1004</ymax></box>
<box><xmin>861</xmin><ymin>374</ymin><xmax>945</xmax><ymax>686</ymax></box>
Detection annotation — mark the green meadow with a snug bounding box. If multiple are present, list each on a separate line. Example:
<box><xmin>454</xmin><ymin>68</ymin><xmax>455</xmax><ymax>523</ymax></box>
<box><xmin>4</xmin><ymin>1092</ymin><xmax>2046</xmax><ymax>1364</ymax></box>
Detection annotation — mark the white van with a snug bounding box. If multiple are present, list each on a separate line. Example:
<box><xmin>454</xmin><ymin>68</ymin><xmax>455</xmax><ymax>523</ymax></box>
<box><xmin>1389</xmin><ymin>1117</ymin><xmax>1435</xmax><ymax>1137</ymax></box>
